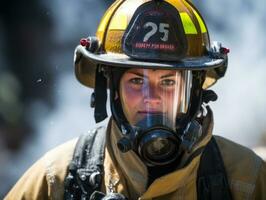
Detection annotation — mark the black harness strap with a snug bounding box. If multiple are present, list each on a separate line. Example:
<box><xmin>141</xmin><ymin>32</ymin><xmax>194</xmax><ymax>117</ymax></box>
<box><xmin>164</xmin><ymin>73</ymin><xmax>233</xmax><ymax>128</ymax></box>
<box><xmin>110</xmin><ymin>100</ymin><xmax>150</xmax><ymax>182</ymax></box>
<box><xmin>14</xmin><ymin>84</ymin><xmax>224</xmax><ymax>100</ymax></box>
<box><xmin>64</xmin><ymin>127</ymin><xmax>106</xmax><ymax>200</ymax></box>
<box><xmin>197</xmin><ymin>137</ymin><xmax>232</xmax><ymax>200</ymax></box>
<box><xmin>64</xmin><ymin>131</ymin><xmax>232</xmax><ymax>200</ymax></box>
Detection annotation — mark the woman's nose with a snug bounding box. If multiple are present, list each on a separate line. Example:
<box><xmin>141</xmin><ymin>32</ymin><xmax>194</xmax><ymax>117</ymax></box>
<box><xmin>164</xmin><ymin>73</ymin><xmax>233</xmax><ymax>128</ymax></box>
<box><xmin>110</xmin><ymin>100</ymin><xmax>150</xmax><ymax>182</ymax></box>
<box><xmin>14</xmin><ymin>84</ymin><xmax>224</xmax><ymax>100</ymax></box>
<box><xmin>143</xmin><ymin>85</ymin><xmax>161</xmax><ymax>104</ymax></box>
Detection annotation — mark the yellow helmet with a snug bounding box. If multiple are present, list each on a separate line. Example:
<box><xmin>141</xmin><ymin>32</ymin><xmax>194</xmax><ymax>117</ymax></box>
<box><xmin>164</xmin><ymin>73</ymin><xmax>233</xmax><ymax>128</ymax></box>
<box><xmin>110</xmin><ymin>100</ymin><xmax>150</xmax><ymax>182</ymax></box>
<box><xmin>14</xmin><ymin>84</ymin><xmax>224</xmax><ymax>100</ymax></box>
<box><xmin>74</xmin><ymin>0</ymin><xmax>230</xmax><ymax>162</ymax></box>
<box><xmin>74</xmin><ymin>0</ymin><xmax>229</xmax><ymax>89</ymax></box>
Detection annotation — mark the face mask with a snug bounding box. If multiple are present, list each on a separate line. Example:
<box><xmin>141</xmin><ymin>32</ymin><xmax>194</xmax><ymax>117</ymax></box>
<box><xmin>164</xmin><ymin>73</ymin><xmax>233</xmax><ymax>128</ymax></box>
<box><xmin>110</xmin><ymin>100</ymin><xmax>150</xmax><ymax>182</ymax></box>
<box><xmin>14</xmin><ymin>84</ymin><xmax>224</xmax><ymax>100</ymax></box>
<box><xmin>117</xmin><ymin>69</ymin><xmax>192</xmax><ymax>166</ymax></box>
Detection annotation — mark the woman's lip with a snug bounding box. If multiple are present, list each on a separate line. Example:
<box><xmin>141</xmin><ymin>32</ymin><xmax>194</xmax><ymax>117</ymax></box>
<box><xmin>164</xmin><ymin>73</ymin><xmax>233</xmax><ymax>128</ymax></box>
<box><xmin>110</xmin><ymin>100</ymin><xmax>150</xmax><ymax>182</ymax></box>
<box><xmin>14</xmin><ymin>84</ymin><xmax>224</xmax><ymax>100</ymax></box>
<box><xmin>138</xmin><ymin>111</ymin><xmax>164</xmax><ymax>114</ymax></box>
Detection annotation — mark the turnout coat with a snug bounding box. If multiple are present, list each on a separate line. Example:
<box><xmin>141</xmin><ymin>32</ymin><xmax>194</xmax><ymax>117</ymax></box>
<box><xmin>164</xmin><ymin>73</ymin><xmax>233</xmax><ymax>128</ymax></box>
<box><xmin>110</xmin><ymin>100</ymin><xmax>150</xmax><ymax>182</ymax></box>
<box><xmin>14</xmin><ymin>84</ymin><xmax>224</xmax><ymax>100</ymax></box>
<box><xmin>5</xmin><ymin>111</ymin><xmax>266</xmax><ymax>200</ymax></box>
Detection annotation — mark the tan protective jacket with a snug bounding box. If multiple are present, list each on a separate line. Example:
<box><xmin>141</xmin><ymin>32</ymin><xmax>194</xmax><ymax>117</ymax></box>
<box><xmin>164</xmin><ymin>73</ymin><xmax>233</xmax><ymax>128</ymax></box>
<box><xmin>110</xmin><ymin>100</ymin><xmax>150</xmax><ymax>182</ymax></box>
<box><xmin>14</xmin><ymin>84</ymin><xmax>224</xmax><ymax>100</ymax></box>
<box><xmin>5</xmin><ymin>112</ymin><xmax>266</xmax><ymax>200</ymax></box>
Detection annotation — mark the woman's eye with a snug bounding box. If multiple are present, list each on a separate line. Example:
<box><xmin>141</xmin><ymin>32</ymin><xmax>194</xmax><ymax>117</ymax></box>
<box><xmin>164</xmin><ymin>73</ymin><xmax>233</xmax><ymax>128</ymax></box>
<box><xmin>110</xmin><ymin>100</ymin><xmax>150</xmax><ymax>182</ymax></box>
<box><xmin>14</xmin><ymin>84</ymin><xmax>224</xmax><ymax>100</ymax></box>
<box><xmin>160</xmin><ymin>79</ymin><xmax>176</xmax><ymax>86</ymax></box>
<box><xmin>129</xmin><ymin>78</ymin><xmax>144</xmax><ymax>85</ymax></box>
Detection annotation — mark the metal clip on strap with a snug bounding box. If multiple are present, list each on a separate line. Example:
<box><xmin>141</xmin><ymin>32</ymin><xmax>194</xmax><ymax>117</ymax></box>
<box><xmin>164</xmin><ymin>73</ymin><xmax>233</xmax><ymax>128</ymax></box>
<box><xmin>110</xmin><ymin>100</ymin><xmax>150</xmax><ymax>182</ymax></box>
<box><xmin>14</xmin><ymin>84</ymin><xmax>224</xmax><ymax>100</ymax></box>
<box><xmin>64</xmin><ymin>128</ymin><xmax>106</xmax><ymax>200</ymax></box>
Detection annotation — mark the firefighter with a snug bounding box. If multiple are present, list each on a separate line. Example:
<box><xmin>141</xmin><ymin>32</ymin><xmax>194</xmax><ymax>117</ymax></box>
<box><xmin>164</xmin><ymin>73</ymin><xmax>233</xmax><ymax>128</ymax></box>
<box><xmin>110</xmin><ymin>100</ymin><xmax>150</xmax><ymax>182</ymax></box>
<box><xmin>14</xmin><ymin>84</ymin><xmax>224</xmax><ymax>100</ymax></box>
<box><xmin>5</xmin><ymin>0</ymin><xmax>266</xmax><ymax>199</ymax></box>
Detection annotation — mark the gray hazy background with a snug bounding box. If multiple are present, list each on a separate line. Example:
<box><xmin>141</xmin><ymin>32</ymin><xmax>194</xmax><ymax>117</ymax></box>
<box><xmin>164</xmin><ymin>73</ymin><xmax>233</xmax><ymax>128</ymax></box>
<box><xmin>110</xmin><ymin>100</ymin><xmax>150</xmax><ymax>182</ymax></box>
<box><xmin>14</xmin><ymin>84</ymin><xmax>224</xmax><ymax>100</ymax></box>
<box><xmin>0</xmin><ymin>0</ymin><xmax>265</xmax><ymax>197</ymax></box>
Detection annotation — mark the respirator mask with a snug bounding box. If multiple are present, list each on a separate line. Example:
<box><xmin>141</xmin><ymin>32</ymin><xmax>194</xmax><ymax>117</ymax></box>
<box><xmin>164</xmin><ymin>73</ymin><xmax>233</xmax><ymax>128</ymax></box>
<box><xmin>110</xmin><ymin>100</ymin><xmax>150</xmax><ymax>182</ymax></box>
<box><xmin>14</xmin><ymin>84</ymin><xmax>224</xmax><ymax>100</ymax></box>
<box><xmin>111</xmin><ymin>68</ymin><xmax>195</xmax><ymax>166</ymax></box>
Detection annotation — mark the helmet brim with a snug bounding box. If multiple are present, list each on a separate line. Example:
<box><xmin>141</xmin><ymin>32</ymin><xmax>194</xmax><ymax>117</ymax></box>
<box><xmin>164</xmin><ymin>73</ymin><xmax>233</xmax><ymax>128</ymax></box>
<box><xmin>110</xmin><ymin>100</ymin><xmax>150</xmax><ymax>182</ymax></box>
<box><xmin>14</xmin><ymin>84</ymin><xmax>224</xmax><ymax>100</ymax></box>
<box><xmin>75</xmin><ymin>45</ymin><xmax>227</xmax><ymax>88</ymax></box>
<box><xmin>76</xmin><ymin>45</ymin><xmax>225</xmax><ymax>70</ymax></box>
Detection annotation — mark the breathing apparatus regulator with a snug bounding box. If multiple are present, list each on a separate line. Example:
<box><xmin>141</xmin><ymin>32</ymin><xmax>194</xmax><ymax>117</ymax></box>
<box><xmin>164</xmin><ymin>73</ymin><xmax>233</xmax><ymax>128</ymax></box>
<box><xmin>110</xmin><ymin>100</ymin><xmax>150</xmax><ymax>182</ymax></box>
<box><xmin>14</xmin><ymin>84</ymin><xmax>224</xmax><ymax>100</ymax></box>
<box><xmin>74</xmin><ymin>0</ymin><xmax>229</xmax><ymax>167</ymax></box>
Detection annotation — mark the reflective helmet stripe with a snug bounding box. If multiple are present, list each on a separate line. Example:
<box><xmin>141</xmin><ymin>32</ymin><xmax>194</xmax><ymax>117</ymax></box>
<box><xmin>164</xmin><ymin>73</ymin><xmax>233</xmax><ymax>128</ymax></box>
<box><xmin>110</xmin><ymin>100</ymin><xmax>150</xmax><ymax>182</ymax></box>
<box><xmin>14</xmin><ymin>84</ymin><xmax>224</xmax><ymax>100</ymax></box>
<box><xmin>193</xmin><ymin>10</ymin><xmax>207</xmax><ymax>33</ymax></box>
<box><xmin>180</xmin><ymin>12</ymin><xmax>197</xmax><ymax>34</ymax></box>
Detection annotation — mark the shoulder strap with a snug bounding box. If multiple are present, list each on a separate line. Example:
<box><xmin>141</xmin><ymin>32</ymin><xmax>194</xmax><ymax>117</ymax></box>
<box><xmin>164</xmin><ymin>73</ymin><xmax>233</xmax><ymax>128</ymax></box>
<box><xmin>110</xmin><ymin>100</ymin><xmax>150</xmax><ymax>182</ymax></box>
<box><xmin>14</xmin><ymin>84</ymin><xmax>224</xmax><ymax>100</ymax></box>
<box><xmin>197</xmin><ymin>137</ymin><xmax>232</xmax><ymax>200</ymax></box>
<box><xmin>64</xmin><ymin>127</ymin><xmax>106</xmax><ymax>200</ymax></box>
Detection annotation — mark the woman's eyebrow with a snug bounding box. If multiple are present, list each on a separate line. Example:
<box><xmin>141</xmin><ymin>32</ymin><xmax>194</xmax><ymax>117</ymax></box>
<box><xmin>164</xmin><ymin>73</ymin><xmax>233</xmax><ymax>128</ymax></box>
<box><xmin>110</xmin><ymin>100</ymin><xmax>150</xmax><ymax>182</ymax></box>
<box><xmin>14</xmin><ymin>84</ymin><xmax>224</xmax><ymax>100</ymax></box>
<box><xmin>127</xmin><ymin>72</ymin><xmax>178</xmax><ymax>79</ymax></box>
<box><xmin>128</xmin><ymin>72</ymin><xmax>147</xmax><ymax>78</ymax></box>
<box><xmin>160</xmin><ymin>73</ymin><xmax>177</xmax><ymax>79</ymax></box>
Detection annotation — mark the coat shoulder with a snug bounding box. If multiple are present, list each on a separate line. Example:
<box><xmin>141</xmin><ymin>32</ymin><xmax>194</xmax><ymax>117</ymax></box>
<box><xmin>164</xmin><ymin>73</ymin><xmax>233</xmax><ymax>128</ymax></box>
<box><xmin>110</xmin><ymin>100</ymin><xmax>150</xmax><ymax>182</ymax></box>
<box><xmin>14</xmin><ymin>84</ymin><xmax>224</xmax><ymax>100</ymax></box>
<box><xmin>44</xmin><ymin>137</ymin><xmax>78</xmax><ymax>166</ymax></box>
<box><xmin>214</xmin><ymin>135</ymin><xmax>262</xmax><ymax>166</ymax></box>
<box><xmin>4</xmin><ymin>138</ymin><xmax>78</xmax><ymax>200</ymax></box>
<box><xmin>214</xmin><ymin>135</ymin><xmax>264</xmax><ymax>199</ymax></box>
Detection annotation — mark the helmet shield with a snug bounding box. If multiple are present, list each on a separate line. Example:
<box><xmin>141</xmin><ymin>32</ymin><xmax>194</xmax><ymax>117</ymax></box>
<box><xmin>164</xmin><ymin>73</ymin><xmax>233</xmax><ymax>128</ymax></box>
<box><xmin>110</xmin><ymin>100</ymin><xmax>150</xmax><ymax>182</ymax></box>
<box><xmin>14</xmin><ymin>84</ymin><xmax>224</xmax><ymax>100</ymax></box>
<box><xmin>119</xmin><ymin>68</ymin><xmax>192</xmax><ymax>131</ymax></box>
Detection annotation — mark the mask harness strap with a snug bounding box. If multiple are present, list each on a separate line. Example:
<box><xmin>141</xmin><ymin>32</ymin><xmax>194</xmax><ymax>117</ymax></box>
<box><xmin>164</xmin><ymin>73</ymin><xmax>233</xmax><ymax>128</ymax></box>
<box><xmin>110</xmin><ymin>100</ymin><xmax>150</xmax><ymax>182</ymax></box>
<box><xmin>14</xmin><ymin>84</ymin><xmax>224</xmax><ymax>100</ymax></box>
<box><xmin>179</xmin><ymin>71</ymin><xmax>218</xmax><ymax>153</ymax></box>
<box><xmin>197</xmin><ymin>137</ymin><xmax>233</xmax><ymax>200</ymax></box>
<box><xmin>109</xmin><ymin>68</ymin><xmax>129</xmax><ymax>127</ymax></box>
<box><xmin>178</xmin><ymin>71</ymin><xmax>204</xmax><ymax>152</ymax></box>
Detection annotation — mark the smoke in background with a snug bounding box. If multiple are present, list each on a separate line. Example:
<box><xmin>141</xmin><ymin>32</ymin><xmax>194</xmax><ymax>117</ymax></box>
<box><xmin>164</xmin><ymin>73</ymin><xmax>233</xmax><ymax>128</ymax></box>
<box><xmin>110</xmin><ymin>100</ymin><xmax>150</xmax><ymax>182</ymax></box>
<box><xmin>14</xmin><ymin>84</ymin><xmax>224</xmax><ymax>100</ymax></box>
<box><xmin>194</xmin><ymin>0</ymin><xmax>266</xmax><ymax>146</ymax></box>
<box><xmin>0</xmin><ymin>0</ymin><xmax>112</xmax><ymax>196</ymax></box>
<box><xmin>1</xmin><ymin>0</ymin><xmax>266</xmax><ymax>197</ymax></box>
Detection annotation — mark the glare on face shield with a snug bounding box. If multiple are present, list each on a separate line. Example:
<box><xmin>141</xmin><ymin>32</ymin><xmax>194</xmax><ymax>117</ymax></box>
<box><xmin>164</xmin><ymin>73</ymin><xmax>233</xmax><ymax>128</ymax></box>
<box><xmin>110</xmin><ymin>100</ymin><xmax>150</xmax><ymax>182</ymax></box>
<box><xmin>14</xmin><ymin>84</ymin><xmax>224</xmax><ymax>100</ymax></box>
<box><xmin>119</xmin><ymin>68</ymin><xmax>185</xmax><ymax>129</ymax></box>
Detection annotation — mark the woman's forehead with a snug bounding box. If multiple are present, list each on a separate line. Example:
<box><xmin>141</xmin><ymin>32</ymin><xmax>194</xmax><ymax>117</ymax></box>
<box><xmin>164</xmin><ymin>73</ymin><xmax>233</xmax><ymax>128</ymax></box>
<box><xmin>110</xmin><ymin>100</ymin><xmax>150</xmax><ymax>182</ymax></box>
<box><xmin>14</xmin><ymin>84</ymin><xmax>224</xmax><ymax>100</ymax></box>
<box><xmin>124</xmin><ymin>68</ymin><xmax>182</xmax><ymax>76</ymax></box>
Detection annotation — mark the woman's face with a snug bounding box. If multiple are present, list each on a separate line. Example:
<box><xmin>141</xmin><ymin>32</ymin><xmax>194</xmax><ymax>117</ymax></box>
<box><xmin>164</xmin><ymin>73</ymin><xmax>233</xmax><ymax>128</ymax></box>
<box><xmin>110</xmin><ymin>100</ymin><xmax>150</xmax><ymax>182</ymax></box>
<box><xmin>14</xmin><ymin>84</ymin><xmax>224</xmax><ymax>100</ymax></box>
<box><xmin>119</xmin><ymin>68</ymin><xmax>184</xmax><ymax>127</ymax></box>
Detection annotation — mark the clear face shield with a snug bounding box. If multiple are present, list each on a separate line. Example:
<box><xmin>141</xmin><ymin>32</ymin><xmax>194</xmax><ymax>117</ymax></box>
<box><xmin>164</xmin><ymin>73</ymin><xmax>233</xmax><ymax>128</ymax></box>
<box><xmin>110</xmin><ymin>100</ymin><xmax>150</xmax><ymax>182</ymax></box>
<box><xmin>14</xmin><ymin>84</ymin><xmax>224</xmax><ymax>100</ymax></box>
<box><xmin>118</xmin><ymin>68</ymin><xmax>192</xmax><ymax>166</ymax></box>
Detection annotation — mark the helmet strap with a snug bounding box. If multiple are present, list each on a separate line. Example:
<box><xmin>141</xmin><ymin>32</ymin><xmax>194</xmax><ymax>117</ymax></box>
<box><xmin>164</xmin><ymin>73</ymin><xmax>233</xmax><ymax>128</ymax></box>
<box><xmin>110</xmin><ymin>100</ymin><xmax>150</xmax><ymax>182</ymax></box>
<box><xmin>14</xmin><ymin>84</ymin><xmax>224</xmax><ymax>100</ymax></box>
<box><xmin>109</xmin><ymin>68</ymin><xmax>129</xmax><ymax>126</ymax></box>
<box><xmin>94</xmin><ymin>65</ymin><xmax>108</xmax><ymax>123</ymax></box>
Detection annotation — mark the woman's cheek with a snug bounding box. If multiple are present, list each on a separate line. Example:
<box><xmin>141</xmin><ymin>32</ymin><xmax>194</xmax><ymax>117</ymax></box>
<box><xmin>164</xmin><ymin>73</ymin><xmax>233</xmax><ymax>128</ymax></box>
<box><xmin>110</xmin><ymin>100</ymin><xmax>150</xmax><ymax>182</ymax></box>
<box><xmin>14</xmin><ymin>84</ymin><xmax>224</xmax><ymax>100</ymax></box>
<box><xmin>122</xmin><ymin>91</ymin><xmax>143</xmax><ymax>125</ymax></box>
<box><xmin>124</xmin><ymin>89</ymin><xmax>142</xmax><ymax>109</ymax></box>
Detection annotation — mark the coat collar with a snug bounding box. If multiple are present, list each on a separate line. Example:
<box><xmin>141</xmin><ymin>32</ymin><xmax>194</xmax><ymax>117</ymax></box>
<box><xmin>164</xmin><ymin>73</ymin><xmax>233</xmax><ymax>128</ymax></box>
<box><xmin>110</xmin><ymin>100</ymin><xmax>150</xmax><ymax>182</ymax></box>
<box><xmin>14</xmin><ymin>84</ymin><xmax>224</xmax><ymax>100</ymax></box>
<box><xmin>104</xmin><ymin>107</ymin><xmax>214</xmax><ymax>199</ymax></box>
